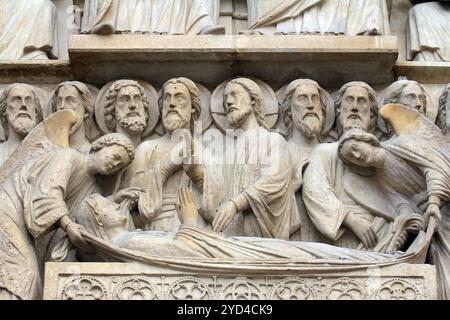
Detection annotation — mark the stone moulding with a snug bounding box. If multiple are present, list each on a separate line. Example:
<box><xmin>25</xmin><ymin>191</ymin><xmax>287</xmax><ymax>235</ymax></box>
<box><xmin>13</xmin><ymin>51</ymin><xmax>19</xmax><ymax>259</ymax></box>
<box><xmin>395</xmin><ymin>61</ymin><xmax>450</xmax><ymax>84</ymax></box>
<box><xmin>44</xmin><ymin>262</ymin><xmax>437</xmax><ymax>300</ymax></box>
<box><xmin>0</xmin><ymin>60</ymin><xmax>72</xmax><ymax>85</ymax></box>
<box><xmin>68</xmin><ymin>35</ymin><xmax>399</xmax><ymax>88</ymax></box>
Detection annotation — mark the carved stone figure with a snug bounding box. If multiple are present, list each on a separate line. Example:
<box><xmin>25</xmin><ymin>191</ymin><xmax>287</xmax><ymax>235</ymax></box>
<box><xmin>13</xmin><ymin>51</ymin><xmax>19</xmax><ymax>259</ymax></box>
<box><xmin>70</xmin><ymin>186</ymin><xmax>433</xmax><ymax>289</ymax></box>
<box><xmin>81</xmin><ymin>0</ymin><xmax>225</xmax><ymax>35</ymax></box>
<box><xmin>0</xmin><ymin>0</ymin><xmax>59</xmax><ymax>60</ymax></box>
<box><xmin>120</xmin><ymin>78</ymin><xmax>202</xmax><ymax>233</ymax></box>
<box><xmin>48</xmin><ymin>82</ymin><xmax>97</xmax><ymax>154</ymax></box>
<box><xmin>0</xmin><ymin>84</ymin><xmax>44</xmax><ymax>168</ymax></box>
<box><xmin>247</xmin><ymin>0</ymin><xmax>390</xmax><ymax>36</ymax></box>
<box><xmin>380</xmin><ymin>103</ymin><xmax>450</xmax><ymax>299</ymax></box>
<box><xmin>101</xmin><ymin>80</ymin><xmax>150</xmax><ymax>146</ymax></box>
<box><xmin>436</xmin><ymin>84</ymin><xmax>450</xmax><ymax>136</ymax></box>
<box><xmin>186</xmin><ymin>78</ymin><xmax>300</xmax><ymax>240</ymax></box>
<box><xmin>337</xmin><ymin>129</ymin><xmax>425</xmax><ymax>253</ymax></box>
<box><xmin>281</xmin><ymin>79</ymin><xmax>330</xmax><ymax>242</ymax></box>
<box><xmin>282</xmin><ymin>79</ymin><xmax>329</xmax><ymax>191</ymax></box>
<box><xmin>382</xmin><ymin>79</ymin><xmax>428</xmax><ymax>139</ymax></box>
<box><xmin>0</xmin><ymin>110</ymin><xmax>135</xmax><ymax>300</ymax></box>
<box><xmin>302</xmin><ymin>82</ymin><xmax>384</xmax><ymax>249</ymax></box>
<box><xmin>407</xmin><ymin>1</ymin><xmax>450</xmax><ymax>62</ymax></box>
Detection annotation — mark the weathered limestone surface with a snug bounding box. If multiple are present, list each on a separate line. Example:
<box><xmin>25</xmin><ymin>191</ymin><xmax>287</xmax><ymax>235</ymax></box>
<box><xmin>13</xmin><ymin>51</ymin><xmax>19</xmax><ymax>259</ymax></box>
<box><xmin>1</xmin><ymin>0</ymin><xmax>450</xmax><ymax>301</ymax></box>
<box><xmin>44</xmin><ymin>262</ymin><xmax>437</xmax><ymax>300</ymax></box>
<box><xmin>68</xmin><ymin>35</ymin><xmax>399</xmax><ymax>87</ymax></box>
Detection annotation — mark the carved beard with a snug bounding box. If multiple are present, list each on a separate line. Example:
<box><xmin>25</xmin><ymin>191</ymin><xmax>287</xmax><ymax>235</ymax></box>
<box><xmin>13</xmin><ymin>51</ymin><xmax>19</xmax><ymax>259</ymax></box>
<box><xmin>297</xmin><ymin>116</ymin><xmax>321</xmax><ymax>139</ymax></box>
<box><xmin>163</xmin><ymin>112</ymin><xmax>189</xmax><ymax>133</ymax></box>
<box><xmin>343</xmin><ymin>118</ymin><xmax>364</xmax><ymax>132</ymax></box>
<box><xmin>227</xmin><ymin>107</ymin><xmax>252</xmax><ymax>128</ymax></box>
<box><xmin>11</xmin><ymin>115</ymin><xmax>35</xmax><ymax>137</ymax></box>
<box><xmin>119</xmin><ymin>115</ymin><xmax>146</xmax><ymax>133</ymax></box>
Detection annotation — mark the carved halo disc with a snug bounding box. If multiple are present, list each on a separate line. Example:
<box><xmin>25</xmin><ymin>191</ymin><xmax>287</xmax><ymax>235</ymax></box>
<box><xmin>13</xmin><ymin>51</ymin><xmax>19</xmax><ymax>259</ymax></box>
<box><xmin>95</xmin><ymin>79</ymin><xmax>160</xmax><ymax>138</ymax></box>
<box><xmin>211</xmin><ymin>78</ymin><xmax>279</xmax><ymax>133</ymax></box>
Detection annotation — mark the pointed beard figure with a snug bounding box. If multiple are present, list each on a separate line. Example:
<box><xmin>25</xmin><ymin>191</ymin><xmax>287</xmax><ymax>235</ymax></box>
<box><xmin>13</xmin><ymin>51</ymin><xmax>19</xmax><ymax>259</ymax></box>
<box><xmin>163</xmin><ymin>111</ymin><xmax>190</xmax><ymax>133</ymax></box>
<box><xmin>11</xmin><ymin>114</ymin><xmax>36</xmax><ymax>137</ymax></box>
<box><xmin>297</xmin><ymin>114</ymin><xmax>321</xmax><ymax>139</ymax></box>
<box><xmin>227</xmin><ymin>107</ymin><xmax>252</xmax><ymax>129</ymax></box>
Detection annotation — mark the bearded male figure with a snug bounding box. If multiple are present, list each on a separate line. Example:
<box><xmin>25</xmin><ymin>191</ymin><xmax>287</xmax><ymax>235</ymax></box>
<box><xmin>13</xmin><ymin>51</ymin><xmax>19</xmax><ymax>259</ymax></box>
<box><xmin>281</xmin><ymin>79</ymin><xmax>330</xmax><ymax>242</ymax></box>
<box><xmin>0</xmin><ymin>84</ymin><xmax>43</xmax><ymax>168</ymax></box>
<box><xmin>119</xmin><ymin>78</ymin><xmax>203</xmax><ymax>233</ymax></box>
<box><xmin>182</xmin><ymin>78</ymin><xmax>300</xmax><ymax>240</ymax></box>
<box><xmin>302</xmin><ymin>81</ymin><xmax>385</xmax><ymax>250</ymax></box>
<box><xmin>103</xmin><ymin>80</ymin><xmax>150</xmax><ymax>147</ymax></box>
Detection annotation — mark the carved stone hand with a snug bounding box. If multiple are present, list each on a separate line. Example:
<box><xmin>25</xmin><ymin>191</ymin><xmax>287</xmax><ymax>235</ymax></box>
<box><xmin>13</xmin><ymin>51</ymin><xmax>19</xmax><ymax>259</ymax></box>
<box><xmin>177</xmin><ymin>187</ymin><xmax>199</xmax><ymax>226</ymax></box>
<box><xmin>425</xmin><ymin>204</ymin><xmax>442</xmax><ymax>234</ymax></box>
<box><xmin>114</xmin><ymin>187</ymin><xmax>144</xmax><ymax>205</ymax></box>
<box><xmin>344</xmin><ymin>212</ymin><xmax>378</xmax><ymax>249</ymax></box>
<box><xmin>212</xmin><ymin>201</ymin><xmax>238</xmax><ymax>233</ymax></box>
<box><xmin>66</xmin><ymin>222</ymin><xmax>91</xmax><ymax>254</ymax></box>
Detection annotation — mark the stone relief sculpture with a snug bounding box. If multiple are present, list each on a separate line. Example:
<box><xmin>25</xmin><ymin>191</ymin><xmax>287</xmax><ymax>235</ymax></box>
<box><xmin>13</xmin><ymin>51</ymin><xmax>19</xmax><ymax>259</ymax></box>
<box><xmin>81</xmin><ymin>0</ymin><xmax>225</xmax><ymax>35</ymax></box>
<box><xmin>280</xmin><ymin>79</ymin><xmax>333</xmax><ymax>242</ymax></box>
<box><xmin>382</xmin><ymin>79</ymin><xmax>429</xmax><ymax>139</ymax></box>
<box><xmin>281</xmin><ymin>79</ymin><xmax>332</xmax><ymax>192</ymax></box>
<box><xmin>302</xmin><ymin>82</ymin><xmax>386</xmax><ymax>249</ymax></box>
<box><xmin>0</xmin><ymin>110</ymin><xmax>135</xmax><ymax>300</ymax></box>
<box><xmin>380</xmin><ymin>103</ymin><xmax>450</xmax><ymax>299</ymax></box>
<box><xmin>48</xmin><ymin>81</ymin><xmax>99</xmax><ymax>154</ymax></box>
<box><xmin>192</xmin><ymin>78</ymin><xmax>300</xmax><ymax>239</ymax></box>
<box><xmin>0</xmin><ymin>0</ymin><xmax>59</xmax><ymax>60</ymax></box>
<box><xmin>95</xmin><ymin>80</ymin><xmax>159</xmax><ymax>147</ymax></box>
<box><xmin>119</xmin><ymin>78</ymin><xmax>203</xmax><ymax>233</ymax></box>
<box><xmin>407</xmin><ymin>1</ymin><xmax>450</xmax><ymax>62</ymax></box>
<box><xmin>0</xmin><ymin>84</ymin><xmax>44</xmax><ymax>168</ymax></box>
<box><xmin>436</xmin><ymin>84</ymin><xmax>450</xmax><ymax>136</ymax></box>
<box><xmin>247</xmin><ymin>0</ymin><xmax>390</xmax><ymax>36</ymax></box>
<box><xmin>75</xmin><ymin>187</ymin><xmax>423</xmax><ymax>263</ymax></box>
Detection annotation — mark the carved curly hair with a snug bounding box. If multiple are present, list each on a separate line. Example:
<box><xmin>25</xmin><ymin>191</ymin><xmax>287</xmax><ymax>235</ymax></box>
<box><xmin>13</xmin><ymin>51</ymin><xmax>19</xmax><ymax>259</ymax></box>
<box><xmin>90</xmin><ymin>133</ymin><xmax>135</xmax><ymax>161</ymax></box>
<box><xmin>436</xmin><ymin>84</ymin><xmax>450</xmax><ymax>135</ymax></box>
<box><xmin>104</xmin><ymin>80</ymin><xmax>150</xmax><ymax>132</ymax></box>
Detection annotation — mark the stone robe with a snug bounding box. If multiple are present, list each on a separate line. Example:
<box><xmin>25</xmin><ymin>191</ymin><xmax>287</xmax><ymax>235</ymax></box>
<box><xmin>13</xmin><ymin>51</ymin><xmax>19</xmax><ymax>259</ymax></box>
<box><xmin>120</xmin><ymin>135</ymin><xmax>193</xmax><ymax>233</ymax></box>
<box><xmin>302</xmin><ymin>142</ymin><xmax>395</xmax><ymax>249</ymax></box>
<box><xmin>0</xmin><ymin>149</ymin><xmax>97</xmax><ymax>300</ymax></box>
<box><xmin>81</xmin><ymin>0</ymin><xmax>152</xmax><ymax>34</ymax></box>
<box><xmin>407</xmin><ymin>1</ymin><xmax>450</xmax><ymax>62</ymax></box>
<box><xmin>0</xmin><ymin>141</ymin><xmax>19</xmax><ymax>169</ymax></box>
<box><xmin>0</xmin><ymin>0</ymin><xmax>58</xmax><ymax>60</ymax></box>
<box><xmin>81</xmin><ymin>0</ymin><xmax>218</xmax><ymax>35</ymax></box>
<box><xmin>201</xmin><ymin>128</ymin><xmax>300</xmax><ymax>240</ymax></box>
<box><xmin>383</xmin><ymin>133</ymin><xmax>450</xmax><ymax>299</ymax></box>
<box><xmin>287</xmin><ymin>141</ymin><xmax>328</xmax><ymax>243</ymax></box>
<box><xmin>248</xmin><ymin>0</ymin><xmax>390</xmax><ymax>36</ymax></box>
<box><xmin>78</xmin><ymin>194</ymin><xmax>405</xmax><ymax>263</ymax></box>
<box><xmin>152</xmin><ymin>0</ymin><xmax>217</xmax><ymax>35</ymax></box>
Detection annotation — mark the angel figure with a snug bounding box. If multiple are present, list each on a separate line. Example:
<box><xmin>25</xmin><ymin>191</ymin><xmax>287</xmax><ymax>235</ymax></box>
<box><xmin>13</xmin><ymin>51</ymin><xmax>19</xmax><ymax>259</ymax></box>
<box><xmin>0</xmin><ymin>110</ymin><xmax>135</xmax><ymax>300</ymax></box>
